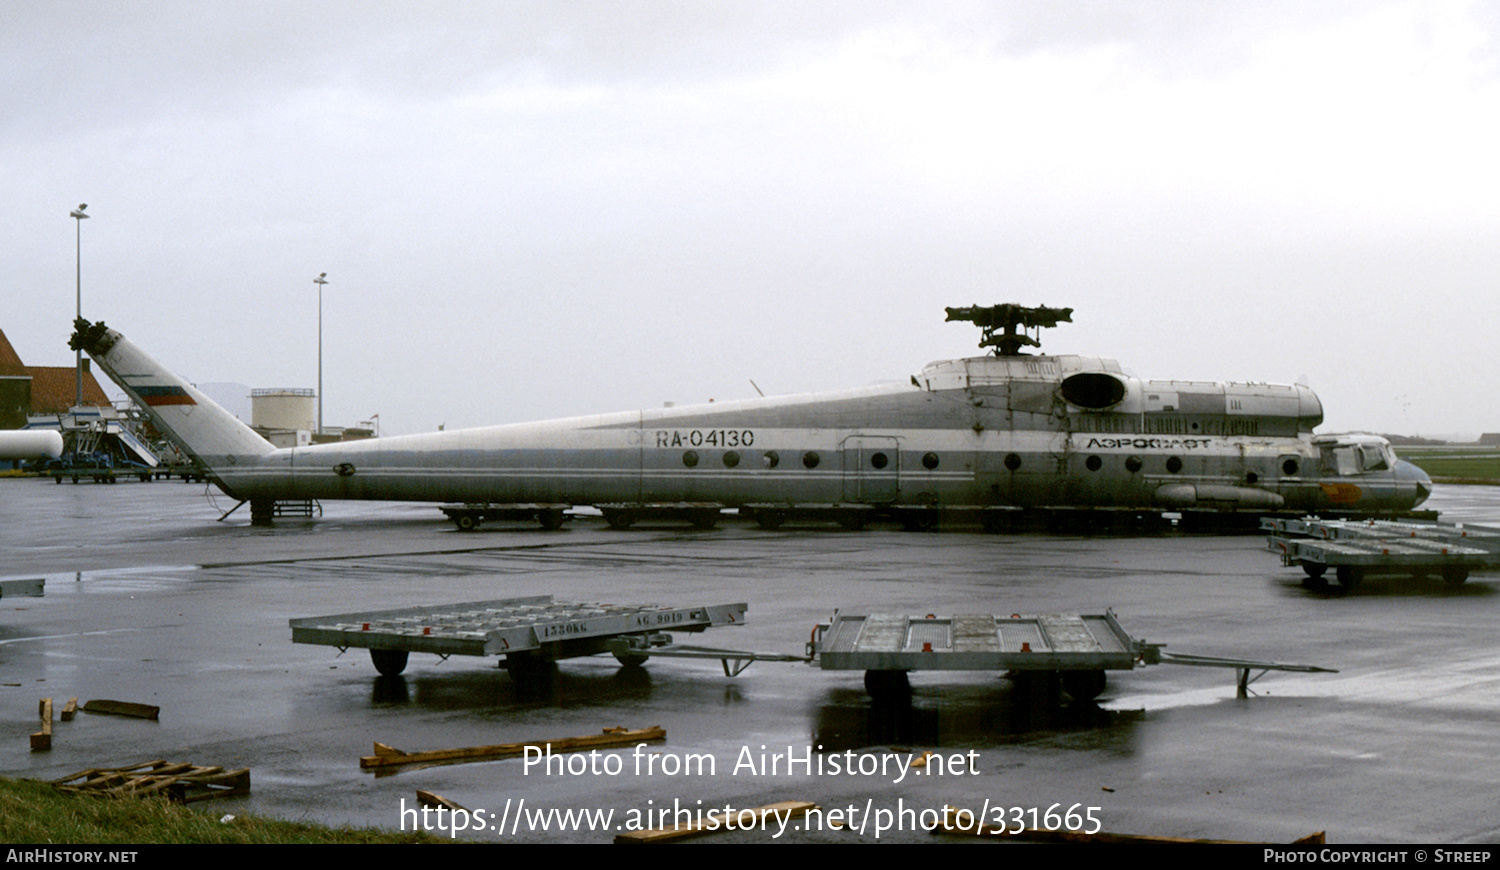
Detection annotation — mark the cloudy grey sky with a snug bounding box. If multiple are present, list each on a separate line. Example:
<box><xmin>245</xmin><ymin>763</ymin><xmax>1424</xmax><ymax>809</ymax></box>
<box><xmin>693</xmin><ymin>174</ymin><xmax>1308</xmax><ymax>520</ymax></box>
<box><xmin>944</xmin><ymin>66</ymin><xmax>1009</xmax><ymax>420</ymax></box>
<box><xmin>5</xmin><ymin>1</ymin><xmax>1498</xmax><ymax>437</ymax></box>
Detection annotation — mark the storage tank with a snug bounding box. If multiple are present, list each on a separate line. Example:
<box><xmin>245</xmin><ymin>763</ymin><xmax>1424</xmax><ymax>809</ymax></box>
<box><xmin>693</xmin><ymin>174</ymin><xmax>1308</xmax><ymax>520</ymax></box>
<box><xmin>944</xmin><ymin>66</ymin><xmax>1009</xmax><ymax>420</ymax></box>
<box><xmin>252</xmin><ymin>388</ymin><xmax>316</xmax><ymax>433</ymax></box>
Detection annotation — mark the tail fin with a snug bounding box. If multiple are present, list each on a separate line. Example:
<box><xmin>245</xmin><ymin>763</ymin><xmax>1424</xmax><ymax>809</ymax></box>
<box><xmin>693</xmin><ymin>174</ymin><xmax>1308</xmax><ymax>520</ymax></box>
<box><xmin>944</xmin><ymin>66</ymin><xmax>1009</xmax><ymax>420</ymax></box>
<box><xmin>71</xmin><ymin>318</ymin><xmax>274</xmax><ymax>497</ymax></box>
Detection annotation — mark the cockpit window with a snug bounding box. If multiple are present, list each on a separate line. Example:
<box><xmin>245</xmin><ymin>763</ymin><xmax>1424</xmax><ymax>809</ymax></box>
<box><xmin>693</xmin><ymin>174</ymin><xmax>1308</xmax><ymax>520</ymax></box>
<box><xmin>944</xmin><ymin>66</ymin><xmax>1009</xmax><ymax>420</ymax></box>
<box><xmin>1321</xmin><ymin>442</ymin><xmax>1391</xmax><ymax>475</ymax></box>
<box><xmin>1320</xmin><ymin>446</ymin><xmax>1358</xmax><ymax>476</ymax></box>
<box><xmin>1358</xmin><ymin>444</ymin><xmax>1389</xmax><ymax>472</ymax></box>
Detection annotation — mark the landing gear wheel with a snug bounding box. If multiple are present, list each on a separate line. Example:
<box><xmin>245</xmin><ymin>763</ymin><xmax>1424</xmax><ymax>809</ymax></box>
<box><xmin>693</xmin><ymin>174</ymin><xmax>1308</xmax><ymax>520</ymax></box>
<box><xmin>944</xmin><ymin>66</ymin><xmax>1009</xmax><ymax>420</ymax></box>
<box><xmin>370</xmin><ymin>649</ymin><xmax>409</xmax><ymax>677</ymax></box>
<box><xmin>900</xmin><ymin>509</ymin><xmax>939</xmax><ymax>532</ymax></box>
<box><xmin>837</xmin><ymin>510</ymin><xmax>867</xmax><ymax>531</ymax></box>
<box><xmin>755</xmin><ymin>510</ymin><xmax>786</xmax><ymax>530</ymax></box>
<box><xmin>1443</xmin><ymin>567</ymin><xmax>1470</xmax><ymax>586</ymax></box>
<box><xmin>1062</xmin><ymin>669</ymin><xmax>1107</xmax><ymax>702</ymax></box>
<box><xmin>863</xmin><ymin>669</ymin><xmax>911</xmax><ymax>701</ymax></box>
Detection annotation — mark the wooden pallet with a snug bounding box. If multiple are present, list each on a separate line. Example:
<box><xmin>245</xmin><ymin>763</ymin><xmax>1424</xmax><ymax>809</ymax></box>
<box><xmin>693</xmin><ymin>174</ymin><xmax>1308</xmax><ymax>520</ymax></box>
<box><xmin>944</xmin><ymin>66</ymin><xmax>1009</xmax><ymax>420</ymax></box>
<box><xmin>50</xmin><ymin>760</ymin><xmax>250</xmax><ymax>803</ymax></box>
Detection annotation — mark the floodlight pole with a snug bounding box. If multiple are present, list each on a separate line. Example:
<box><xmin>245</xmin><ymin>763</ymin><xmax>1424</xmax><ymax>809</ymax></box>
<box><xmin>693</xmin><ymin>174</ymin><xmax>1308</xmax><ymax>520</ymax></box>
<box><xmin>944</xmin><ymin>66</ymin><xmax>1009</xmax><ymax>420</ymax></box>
<box><xmin>70</xmin><ymin>204</ymin><xmax>90</xmax><ymax>407</ymax></box>
<box><xmin>314</xmin><ymin>272</ymin><xmax>328</xmax><ymax>434</ymax></box>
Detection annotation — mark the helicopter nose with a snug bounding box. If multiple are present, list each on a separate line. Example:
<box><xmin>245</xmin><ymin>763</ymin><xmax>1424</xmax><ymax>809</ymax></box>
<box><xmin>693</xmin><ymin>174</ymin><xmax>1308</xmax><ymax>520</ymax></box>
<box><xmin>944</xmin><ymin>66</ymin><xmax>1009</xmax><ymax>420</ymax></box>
<box><xmin>1396</xmin><ymin>460</ymin><xmax>1432</xmax><ymax>508</ymax></box>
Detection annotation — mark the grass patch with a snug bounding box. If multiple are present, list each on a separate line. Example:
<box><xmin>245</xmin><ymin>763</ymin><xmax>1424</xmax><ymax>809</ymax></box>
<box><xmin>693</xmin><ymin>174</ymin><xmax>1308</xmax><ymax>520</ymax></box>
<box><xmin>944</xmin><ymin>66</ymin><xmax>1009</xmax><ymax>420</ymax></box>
<box><xmin>0</xmin><ymin>776</ymin><xmax>449</xmax><ymax>844</ymax></box>
<box><xmin>1399</xmin><ymin>451</ymin><xmax>1500</xmax><ymax>482</ymax></box>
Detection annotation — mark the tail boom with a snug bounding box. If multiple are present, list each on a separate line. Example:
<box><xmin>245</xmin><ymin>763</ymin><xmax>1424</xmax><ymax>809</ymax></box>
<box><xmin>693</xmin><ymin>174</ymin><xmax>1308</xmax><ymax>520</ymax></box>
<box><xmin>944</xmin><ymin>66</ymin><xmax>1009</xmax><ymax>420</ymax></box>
<box><xmin>71</xmin><ymin>319</ymin><xmax>275</xmax><ymax>498</ymax></box>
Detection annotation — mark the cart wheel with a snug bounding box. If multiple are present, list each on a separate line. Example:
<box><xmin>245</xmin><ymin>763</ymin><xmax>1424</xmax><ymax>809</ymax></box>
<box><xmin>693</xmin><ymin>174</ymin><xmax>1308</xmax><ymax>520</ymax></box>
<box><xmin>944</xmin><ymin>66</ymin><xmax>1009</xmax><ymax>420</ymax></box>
<box><xmin>603</xmin><ymin>509</ymin><xmax>635</xmax><ymax>529</ymax></box>
<box><xmin>613</xmin><ymin>650</ymin><xmax>650</xmax><ymax>667</ymax></box>
<box><xmin>538</xmin><ymin>509</ymin><xmax>565</xmax><ymax>531</ymax></box>
<box><xmin>453</xmin><ymin>513</ymin><xmax>479</xmax><ymax>532</ymax></box>
<box><xmin>1062</xmin><ymin>669</ymin><xmax>1107</xmax><ymax>702</ymax></box>
<box><xmin>1334</xmin><ymin>565</ymin><xmax>1362</xmax><ymax>590</ymax></box>
<box><xmin>504</xmin><ymin>653</ymin><xmax>556</xmax><ymax>685</ymax></box>
<box><xmin>1302</xmin><ymin>563</ymin><xmax>1326</xmax><ymax>580</ymax></box>
<box><xmin>837</xmin><ymin>510</ymin><xmax>867</xmax><ymax>531</ymax></box>
<box><xmin>1443</xmin><ymin>567</ymin><xmax>1469</xmax><ymax>586</ymax></box>
<box><xmin>863</xmin><ymin>669</ymin><xmax>910</xmax><ymax>700</ymax></box>
<box><xmin>54</xmin><ymin>476</ymin><xmax>61</xmax><ymax>484</ymax></box>
<box><xmin>370</xmin><ymin>649</ymin><xmax>409</xmax><ymax>677</ymax></box>
<box><xmin>689</xmin><ymin>509</ymin><xmax>720</xmax><ymax>530</ymax></box>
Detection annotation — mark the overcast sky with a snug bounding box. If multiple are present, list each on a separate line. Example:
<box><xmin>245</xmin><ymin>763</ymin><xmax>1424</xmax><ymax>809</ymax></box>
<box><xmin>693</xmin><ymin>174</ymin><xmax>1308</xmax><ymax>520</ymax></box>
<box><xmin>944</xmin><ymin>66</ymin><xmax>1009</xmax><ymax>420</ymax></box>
<box><xmin>5</xmin><ymin>1</ymin><xmax>1498</xmax><ymax>438</ymax></box>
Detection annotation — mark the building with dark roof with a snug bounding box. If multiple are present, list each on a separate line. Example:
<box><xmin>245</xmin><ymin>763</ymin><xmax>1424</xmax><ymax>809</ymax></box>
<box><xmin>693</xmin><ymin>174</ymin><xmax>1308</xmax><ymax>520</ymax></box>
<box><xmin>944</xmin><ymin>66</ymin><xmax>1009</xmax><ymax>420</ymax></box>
<box><xmin>0</xmin><ymin>328</ymin><xmax>111</xmax><ymax>429</ymax></box>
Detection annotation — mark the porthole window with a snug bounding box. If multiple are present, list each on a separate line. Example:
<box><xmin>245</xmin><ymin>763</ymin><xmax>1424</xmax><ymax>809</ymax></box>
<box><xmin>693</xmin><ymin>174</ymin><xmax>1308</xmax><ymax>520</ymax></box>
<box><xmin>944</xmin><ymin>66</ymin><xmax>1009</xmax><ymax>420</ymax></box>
<box><xmin>1125</xmin><ymin>456</ymin><xmax>1142</xmax><ymax>473</ymax></box>
<box><xmin>1004</xmin><ymin>453</ymin><xmax>1022</xmax><ymax>471</ymax></box>
<box><xmin>922</xmin><ymin>452</ymin><xmax>940</xmax><ymax>470</ymax></box>
<box><xmin>762</xmin><ymin>451</ymin><xmax>780</xmax><ymax>469</ymax></box>
<box><xmin>1166</xmin><ymin>456</ymin><xmax>1183</xmax><ymax>474</ymax></box>
<box><xmin>723</xmin><ymin>451</ymin><xmax>740</xmax><ymax>468</ymax></box>
<box><xmin>682</xmin><ymin>451</ymin><xmax>699</xmax><ymax>468</ymax></box>
<box><xmin>870</xmin><ymin>452</ymin><xmax>889</xmax><ymax>470</ymax></box>
<box><xmin>1282</xmin><ymin>458</ymin><xmax>1299</xmax><ymax>476</ymax></box>
<box><xmin>1085</xmin><ymin>455</ymin><xmax>1102</xmax><ymax>472</ymax></box>
<box><xmin>803</xmin><ymin>451</ymin><xmax>820</xmax><ymax>469</ymax></box>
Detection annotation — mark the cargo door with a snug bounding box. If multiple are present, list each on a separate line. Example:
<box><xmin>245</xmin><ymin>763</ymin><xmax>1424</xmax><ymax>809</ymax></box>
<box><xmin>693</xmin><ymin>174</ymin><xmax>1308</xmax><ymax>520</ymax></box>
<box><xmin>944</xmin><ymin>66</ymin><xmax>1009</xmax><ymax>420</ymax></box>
<box><xmin>841</xmin><ymin>435</ymin><xmax>900</xmax><ymax>503</ymax></box>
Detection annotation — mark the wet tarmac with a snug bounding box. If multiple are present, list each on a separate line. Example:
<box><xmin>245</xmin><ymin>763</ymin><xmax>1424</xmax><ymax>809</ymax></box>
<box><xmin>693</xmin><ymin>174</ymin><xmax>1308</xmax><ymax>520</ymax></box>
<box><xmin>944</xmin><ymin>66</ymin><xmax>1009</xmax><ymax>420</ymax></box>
<box><xmin>2</xmin><ymin>478</ymin><xmax>1497</xmax><ymax>843</ymax></box>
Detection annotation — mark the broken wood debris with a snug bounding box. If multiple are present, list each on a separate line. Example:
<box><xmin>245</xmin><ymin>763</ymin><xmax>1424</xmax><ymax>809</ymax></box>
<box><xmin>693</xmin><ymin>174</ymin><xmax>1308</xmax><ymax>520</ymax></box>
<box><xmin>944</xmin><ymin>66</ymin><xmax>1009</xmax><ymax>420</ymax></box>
<box><xmin>361</xmin><ymin>725</ymin><xmax>666</xmax><ymax>771</ymax></box>
<box><xmin>935</xmin><ymin>806</ymin><xmax>1325</xmax><ymax>844</ymax></box>
<box><xmin>82</xmin><ymin>699</ymin><xmax>160</xmax><ymax>720</ymax></box>
<box><xmin>614</xmin><ymin>800</ymin><xmax>817</xmax><ymax>844</ymax></box>
<box><xmin>49</xmin><ymin>760</ymin><xmax>250</xmax><ymax>804</ymax></box>
<box><xmin>30</xmin><ymin>698</ymin><xmax>52</xmax><ymax>752</ymax></box>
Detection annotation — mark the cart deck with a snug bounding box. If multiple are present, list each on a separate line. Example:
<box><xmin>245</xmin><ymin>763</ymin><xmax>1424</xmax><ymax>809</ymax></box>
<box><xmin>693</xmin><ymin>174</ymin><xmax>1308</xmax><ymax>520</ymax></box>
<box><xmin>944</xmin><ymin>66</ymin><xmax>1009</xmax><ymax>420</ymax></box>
<box><xmin>809</xmin><ymin>609</ymin><xmax>1333</xmax><ymax>701</ymax></box>
<box><xmin>813</xmin><ymin>611</ymin><xmax>1141</xmax><ymax>672</ymax></box>
<box><xmin>1263</xmin><ymin>517</ymin><xmax>1500</xmax><ymax>588</ymax></box>
<box><xmin>291</xmin><ymin>595</ymin><xmax>747</xmax><ymax>676</ymax></box>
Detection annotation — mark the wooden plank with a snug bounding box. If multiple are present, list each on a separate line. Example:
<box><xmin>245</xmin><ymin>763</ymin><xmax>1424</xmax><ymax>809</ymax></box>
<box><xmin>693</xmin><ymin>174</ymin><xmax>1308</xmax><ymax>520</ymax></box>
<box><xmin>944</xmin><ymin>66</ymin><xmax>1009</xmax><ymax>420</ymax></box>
<box><xmin>30</xmin><ymin>698</ymin><xmax>52</xmax><ymax>752</ymax></box>
<box><xmin>417</xmin><ymin>790</ymin><xmax>468</xmax><ymax>811</ymax></box>
<box><xmin>361</xmin><ymin>725</ymin><xmax>666</xmax><ymax>769</ymax></box>
<box><xmin>615</xmin><ymin>800</ymin><xmax>816</xmax><ymax>844</ymax></box>
<box><xmin>60</xmin><ymin>697</ymin><xmax>78</xmax><ymax>721</ymax></box>
<box><xmin>82</xmin><ymin>699</ymin><xmax>160</xmax><ymax>720</ymax></box>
